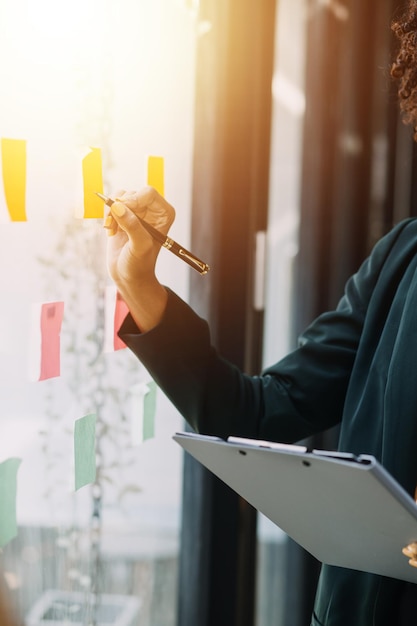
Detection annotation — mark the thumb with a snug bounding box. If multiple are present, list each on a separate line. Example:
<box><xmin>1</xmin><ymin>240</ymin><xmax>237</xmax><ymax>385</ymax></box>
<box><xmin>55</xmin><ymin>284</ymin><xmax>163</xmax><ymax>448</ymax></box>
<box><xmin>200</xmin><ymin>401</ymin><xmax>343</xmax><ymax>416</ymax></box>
<box><xmin>110</xmin><ymin>200</ymin><xmax>141</xmax><ymax>234</ymax></box>
<box><xmin>110</xmin><ymin>200</ymin><xmax>155</xmax><ymax>253</ymax></box>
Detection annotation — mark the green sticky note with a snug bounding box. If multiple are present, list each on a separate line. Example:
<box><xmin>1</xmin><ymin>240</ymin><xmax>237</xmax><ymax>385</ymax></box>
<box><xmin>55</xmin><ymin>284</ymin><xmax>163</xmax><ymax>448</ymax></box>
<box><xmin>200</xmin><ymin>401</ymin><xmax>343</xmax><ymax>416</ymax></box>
<box><xmin>143</xmin><ymin>382</ymin><xmax>157</xmax><ymax>441</ymax></box>
<box><xmin>74</xmin><ymin>414</ymin><xmax>96</xmax><ymax>491</ymax></box>
<box><xmin>0</xmin><ymin>458</ymin><xmax>21</xmax><ymax>547</ymax></box>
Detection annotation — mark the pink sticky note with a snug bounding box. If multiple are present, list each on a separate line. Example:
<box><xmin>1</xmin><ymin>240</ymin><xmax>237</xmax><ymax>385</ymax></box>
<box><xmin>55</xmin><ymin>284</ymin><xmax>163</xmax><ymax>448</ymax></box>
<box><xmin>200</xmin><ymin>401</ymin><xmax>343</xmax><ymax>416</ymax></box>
<box><xmin>39</xmin><ymin>302</ymin><xmax>64</xmax><ymax>380</ymax></box>
<box><xmin>114</xmin><ymin>292</ymin><xmax>128</xmax><ymax>351</ymax></box>
<box><xmin>104</xmin><ymin>287</ymin><xmax>128</xmax><ymax>352</ymax></box>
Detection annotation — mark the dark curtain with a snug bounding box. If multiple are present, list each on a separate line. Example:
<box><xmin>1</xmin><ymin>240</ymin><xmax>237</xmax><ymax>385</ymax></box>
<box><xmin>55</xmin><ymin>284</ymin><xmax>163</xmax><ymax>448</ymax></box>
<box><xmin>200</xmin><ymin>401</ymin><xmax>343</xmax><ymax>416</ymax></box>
<box><xmin>177</xmin><ymin>1</ymin><xmax>276</xmax><ymax>626</ymax></box>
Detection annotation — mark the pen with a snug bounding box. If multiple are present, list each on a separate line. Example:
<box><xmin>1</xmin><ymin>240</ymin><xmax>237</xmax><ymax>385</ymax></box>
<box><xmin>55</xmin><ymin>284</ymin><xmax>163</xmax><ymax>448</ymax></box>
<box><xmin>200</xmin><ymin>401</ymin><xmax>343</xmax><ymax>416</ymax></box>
<box><xmin>96</xmin><ymin>192</ymin><xmax>210</xmax><ymax>275</ymax></box>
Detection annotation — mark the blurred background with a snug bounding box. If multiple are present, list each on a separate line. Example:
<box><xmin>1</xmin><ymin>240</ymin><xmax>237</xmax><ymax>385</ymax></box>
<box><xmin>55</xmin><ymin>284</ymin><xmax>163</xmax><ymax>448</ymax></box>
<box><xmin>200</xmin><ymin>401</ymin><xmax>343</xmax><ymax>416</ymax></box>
<box><xmin>0</xmin><ymin>0</ymin><xmax>415</xmax><ymax>625</ymax></box>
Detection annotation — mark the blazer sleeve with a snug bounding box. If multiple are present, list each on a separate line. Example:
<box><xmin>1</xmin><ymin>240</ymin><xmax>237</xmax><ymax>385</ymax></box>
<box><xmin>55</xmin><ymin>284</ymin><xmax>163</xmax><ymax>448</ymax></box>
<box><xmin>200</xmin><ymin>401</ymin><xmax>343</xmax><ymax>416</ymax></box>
<box><xmin>119</xmin><ymin>219</ymin><xmax>412</xmax><ymax>443</ymax></box>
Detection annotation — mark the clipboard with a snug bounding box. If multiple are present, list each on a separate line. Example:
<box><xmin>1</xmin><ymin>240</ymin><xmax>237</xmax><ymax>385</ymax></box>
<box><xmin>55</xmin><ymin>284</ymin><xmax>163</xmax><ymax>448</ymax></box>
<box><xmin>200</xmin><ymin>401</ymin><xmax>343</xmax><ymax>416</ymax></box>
<box><xmin>173</xmin><ymin>431</ymin><xmax>417</xmax><ymax>583</ymax></box>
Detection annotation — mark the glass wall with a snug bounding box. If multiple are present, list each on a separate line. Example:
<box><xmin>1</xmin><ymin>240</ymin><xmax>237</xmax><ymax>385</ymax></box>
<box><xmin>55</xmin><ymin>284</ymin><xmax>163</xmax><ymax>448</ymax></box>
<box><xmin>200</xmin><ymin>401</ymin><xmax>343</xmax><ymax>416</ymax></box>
<box><xmin>0</xmin><ymin>1</ymin><xmax>197</xmax><ymax>624</ymax></box>
<box><xmin>256</xmin><ymin>0</ymin><xmax>307</xmax><ymax>623</ymax></box>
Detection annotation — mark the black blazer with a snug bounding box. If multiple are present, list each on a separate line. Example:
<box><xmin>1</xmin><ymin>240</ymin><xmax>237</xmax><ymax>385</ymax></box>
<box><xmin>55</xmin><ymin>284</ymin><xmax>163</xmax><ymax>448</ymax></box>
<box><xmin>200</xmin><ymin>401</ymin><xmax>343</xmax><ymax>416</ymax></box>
<box><xmin>120</xmin><ymin>217</ymin><xmax>417</xmax><ymax>625</ymax></box>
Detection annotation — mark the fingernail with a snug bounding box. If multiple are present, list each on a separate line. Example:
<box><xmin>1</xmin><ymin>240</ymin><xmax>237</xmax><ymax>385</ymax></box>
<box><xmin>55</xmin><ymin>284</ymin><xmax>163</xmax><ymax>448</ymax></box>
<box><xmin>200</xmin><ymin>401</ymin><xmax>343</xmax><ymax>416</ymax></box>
<box><xmin>402</xmin><ymin>547</ymin><xmax>414</xmax><ymax>558</ymax></box>
<box><xmin>111</xmin><ymin>202</ymin><xmax>126</xmax><ymax>217</ymax></box>
<box><xmin>103</xmin><ymin>215</ymin><xmax>113</xmax><ymax>229</ymax></box>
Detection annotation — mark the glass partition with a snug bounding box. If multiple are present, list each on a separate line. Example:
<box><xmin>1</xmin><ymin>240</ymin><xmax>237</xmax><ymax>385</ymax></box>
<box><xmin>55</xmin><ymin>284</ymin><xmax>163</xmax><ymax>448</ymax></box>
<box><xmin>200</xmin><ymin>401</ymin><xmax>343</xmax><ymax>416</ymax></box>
<box><xmin>0</xmin><ymin>2</ymin><xmax>197</xmax><ymax>624</ymax></box>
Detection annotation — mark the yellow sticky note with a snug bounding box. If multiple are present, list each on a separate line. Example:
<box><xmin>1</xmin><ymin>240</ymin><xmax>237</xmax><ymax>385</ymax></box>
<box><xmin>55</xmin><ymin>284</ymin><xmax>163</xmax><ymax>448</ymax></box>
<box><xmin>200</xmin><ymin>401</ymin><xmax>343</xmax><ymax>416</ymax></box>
<box><xmin>82</xmin><ymin>147</ymin><xmax>104</xmax><ymax>218</ymax></box>
<box><xmin>147</xmin><ymin>156</ymin><xmax>164</xmax><ymax>197</ymax></box>
<box><xmin>1</xmin><ymin>138</ymin><xmax>27</xmax><ymax>222</ymax></box>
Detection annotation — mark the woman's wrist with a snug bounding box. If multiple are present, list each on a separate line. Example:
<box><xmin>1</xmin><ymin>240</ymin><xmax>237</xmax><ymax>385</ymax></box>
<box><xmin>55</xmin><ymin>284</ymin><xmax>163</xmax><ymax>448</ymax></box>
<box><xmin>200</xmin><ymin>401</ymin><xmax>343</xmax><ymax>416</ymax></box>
<box><xmin>118</xmin><ymin>278</ymin><xmax>168</xmax><ymax>333</ymax></box>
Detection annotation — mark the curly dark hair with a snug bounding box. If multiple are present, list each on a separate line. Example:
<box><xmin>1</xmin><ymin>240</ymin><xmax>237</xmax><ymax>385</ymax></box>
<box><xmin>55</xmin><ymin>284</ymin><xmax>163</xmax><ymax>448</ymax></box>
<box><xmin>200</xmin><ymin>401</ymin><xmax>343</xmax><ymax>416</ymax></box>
<box><xmin>391</xmin><ymin>1</ymin><xmax>417</xmax><ymax>137</ymax></box>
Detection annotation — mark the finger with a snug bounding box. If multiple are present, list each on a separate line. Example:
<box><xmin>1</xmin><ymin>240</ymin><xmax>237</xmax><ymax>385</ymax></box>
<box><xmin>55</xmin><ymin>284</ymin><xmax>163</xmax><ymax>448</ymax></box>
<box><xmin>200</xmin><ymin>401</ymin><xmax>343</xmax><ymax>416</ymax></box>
<box><xmin>124</xmin><ymin>186</ymin><xmax>175</xmax><ymax>230</ymax></box>
<box><xmin>114</xmin><ymin>190</ymin><xmax>135</xmax><ymax>205</ymax></box>
<box><xmin>114</xmin><ymin>191</ymin><xmax>141</xmax><ymax>214</ymax></box>
<box><xmin>402</xmin><ymin>543</ymin><xmax>417</xmax><ymax>560</ymax></box>
<box><xmin>109</xmin><ymin>200</ymin><xmax>153</xmax><ymax>250</ymax></box>
<box><xmin>103</xmin><ymin>213</ymin><xmax>118</xmax><ymax>236</ymax></box>
<box><xmin>104</xmin><ymin>214</ymin><xmax>115</xmax><ymax>229</ymax></box>
<box><xmin>106</xmin><ymin>223</ymin><xmax>118</xmax><ymax>237</ymax></box>
<box><xmin>402</xmin><ymin>546</ymin><xmax>416</xmax><ymax>558</ymax></box>
<box><xmin>408</xmin><ymin>558</ymin><xmax>417</xmax><ymax>568</ymax></box>
<box><xmin>110</xmin><ymin>200</ymin><xmax>128</xmax><ymax>219</ymax></box>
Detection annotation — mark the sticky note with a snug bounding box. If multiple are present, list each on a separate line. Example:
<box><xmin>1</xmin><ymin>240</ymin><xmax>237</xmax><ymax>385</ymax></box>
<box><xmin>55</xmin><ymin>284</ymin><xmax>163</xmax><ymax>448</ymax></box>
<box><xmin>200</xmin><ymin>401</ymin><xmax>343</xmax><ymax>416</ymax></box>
<box><xmin>147</xmin><ymin>156</ymin><xmax>164</xmax><ymax>197</ymax></box>
<box><xmin>1</xmin><ymin>138</ymin><xmax>27</xmax><ymax>221</ymax></box>
<box><xmin>28</xmin><ymin>302</ymin><xmax>65</xmax><ymax>381</ymax></box>
<box><xmin>39</xmin><ymin>302</ymin><xmax>64</xmax><ymax>380</ymax></box>
<box><xmin>113</xmin><ymin>292</ymin><xmax>129</xmax><ymax>350</ymax></box>
<box><xmin>104</xmin><ymin>286</ymin><xmax>128</xmax><ymax>352</ymax></box>
<box><xmin>0</xmin><ymin>458</ymin><xmax>21</xmax><ymax>547</ymax></box>
<box><xmin>82</xmin><ymin>147</ymin><xmax>104</xmax><ymax>218</ymax></box>
<box><xmin>143</xmin><ymin>381</ymin><xmax>157</xmax><ymax>440</ymax></box>
<box><xmin>74</xmin><ymin>413</ymin><xmax>96</xmax><ymax>490</ymax></box>
<box><xmin>131</xmin><ymin>382</ymin><xmax>157</xmax><ymax>444</ymax></box>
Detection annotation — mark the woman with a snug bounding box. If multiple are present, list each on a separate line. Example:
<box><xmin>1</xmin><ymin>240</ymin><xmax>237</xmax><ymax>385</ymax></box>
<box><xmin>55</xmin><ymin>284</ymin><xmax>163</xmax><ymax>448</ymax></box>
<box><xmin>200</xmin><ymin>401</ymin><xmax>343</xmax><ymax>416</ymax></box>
<box><xmin>104</xmin><ymin>2</ymin><xmax>417</xmax><ymax>624</ymax></box>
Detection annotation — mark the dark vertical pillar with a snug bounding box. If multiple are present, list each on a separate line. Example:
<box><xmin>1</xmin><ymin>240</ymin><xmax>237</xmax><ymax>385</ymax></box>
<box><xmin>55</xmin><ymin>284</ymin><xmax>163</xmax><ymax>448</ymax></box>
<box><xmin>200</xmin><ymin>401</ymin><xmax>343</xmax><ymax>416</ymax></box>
<box><xmin>296</xmin><ymin>0</ymin><xmax>401</xmax><ymax>331</ymax></box>
<box><xmin>177</xmin><ymin>1</ymin><xmax>276</xmax><ymax>626</ymax></box>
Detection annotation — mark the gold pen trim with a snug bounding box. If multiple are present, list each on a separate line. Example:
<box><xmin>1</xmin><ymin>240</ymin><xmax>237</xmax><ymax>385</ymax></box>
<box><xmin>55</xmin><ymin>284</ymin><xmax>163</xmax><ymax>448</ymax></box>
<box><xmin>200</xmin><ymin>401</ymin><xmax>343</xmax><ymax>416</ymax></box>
<box><xmin>179</xmin><ymin>249</ymin><xmax>210</xmax><ymax>274</ymax></box>
<box><xmin>163</xmin><ymin>237</ymin><xmax>174</xmax><ymax>250</ymax></box>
